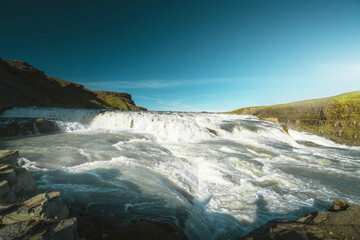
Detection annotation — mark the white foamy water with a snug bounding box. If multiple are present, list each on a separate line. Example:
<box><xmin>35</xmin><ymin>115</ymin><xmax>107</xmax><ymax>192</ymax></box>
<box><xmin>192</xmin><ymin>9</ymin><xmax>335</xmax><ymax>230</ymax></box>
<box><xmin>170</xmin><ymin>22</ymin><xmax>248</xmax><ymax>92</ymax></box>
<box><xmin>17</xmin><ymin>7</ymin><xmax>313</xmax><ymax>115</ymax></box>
<box><xmin>1</xmin><ymin>107</ymin><xmax>360</xmax><ymax>239</ymax></box>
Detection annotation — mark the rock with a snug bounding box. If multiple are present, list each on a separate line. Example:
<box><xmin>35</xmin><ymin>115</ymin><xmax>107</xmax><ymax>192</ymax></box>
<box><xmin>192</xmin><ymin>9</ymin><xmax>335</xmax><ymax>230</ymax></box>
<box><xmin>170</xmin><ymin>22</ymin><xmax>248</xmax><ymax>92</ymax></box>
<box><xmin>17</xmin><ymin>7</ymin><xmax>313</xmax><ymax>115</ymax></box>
<box><xmin>0</xmin><ymin>221</ymin><xmax>30</xmax><ymax>240</ymax></box>
<box><xmin>0</xmin><ymin>150</ymin><xmax>80</xmax><ymax>240</ymax></box>
<box><xmin>0</xmin><ymin>150</ymin><xmax>19</xmax><ymax>168</ymax></box>
<box><xmin>44</xmin><ymin>193</ymin><xmax>69</xmax><ymax>220</ymax></box>
<box><xmin>13</xmin><ymin>167</ymin><xmax>37</xmax><ymax>193</ymax></box>
<box><xmin>47</xmin><ymin>191</ymin><xmax>61</xmax><ymax>199</ymax></box>
<box><xmin>0</xmin><ymin>118</ymin><xmax>60</xmax><ymax>137</ymax></box>
<box><xmin>330</xmin><ymin>199</ymin><xmax>349</xmax><ymax>211</ymax></box>
<box><xmin>36</xmin><ymin>118</ymin><xmax>60</xmax><ymax>133</ymax></box>
<box><xmin>47</xmin><ymin>218</ymin><xmax>78</xmax><ymax>240</ymax></box>
<box><xmin>282</xmin><ymin>125</ymin><xmax>289</xmax><ymax>133</ymax></box>
<box><xmin>0</xmin><ymin>181</ymin><xmax>10</xmax><ymax>199</ymax></box>
<box><xmin>207</xmin><ymin>128</ymin><xmax>219</xmax><ymax>136</ymax></box>
<box><xmin>296</xmin><ymin>141</ymin><xmax>321</xmax><ymax>147</ymax></box>
<box><xmin>5</xmin><ymin>191</ymin><xmax>17</xmax><ymax>204</ymax></box>
<box><xmin>241</xmin><ymin>200</ymin><xmax>360</xmax><ymax>240</ymax></box>
<box><xmin>0</xmin><ymin>167</ymin><xmax>17</xmax><ymax>185</ymax></box>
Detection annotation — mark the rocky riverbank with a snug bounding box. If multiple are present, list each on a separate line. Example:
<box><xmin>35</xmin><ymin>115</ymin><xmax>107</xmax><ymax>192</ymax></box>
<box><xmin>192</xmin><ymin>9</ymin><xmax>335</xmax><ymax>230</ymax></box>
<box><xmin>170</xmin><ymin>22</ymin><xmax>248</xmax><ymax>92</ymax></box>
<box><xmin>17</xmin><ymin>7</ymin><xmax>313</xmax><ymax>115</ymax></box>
<box><xmin>0</xmin><ymin>150</ymin><xmax>79</xmax><ymax>239</ymax></box>
<box><xmin>241</xmin><ymin>200</ymin><xmax>360</xmax><ymax>240</ymax></box>
<box><xmin>230</xmin><ymin>91</ymin><xmax>360</xmax><ymax>146</ymax></box>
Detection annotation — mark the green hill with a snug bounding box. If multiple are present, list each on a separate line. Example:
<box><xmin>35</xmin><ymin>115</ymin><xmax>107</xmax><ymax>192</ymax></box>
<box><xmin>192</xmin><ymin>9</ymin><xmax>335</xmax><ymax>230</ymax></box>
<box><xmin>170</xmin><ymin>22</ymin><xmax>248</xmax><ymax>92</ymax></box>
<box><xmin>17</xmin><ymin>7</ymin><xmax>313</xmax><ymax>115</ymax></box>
<box><xmin>230</xmin><ymin>91</ymin><xmax>360</xmax><ymax>146</ymax></box>
<box><xmin>0</xmin><ymin>58</ymin><xmax>146</xmax><ymax>114</ymax></box>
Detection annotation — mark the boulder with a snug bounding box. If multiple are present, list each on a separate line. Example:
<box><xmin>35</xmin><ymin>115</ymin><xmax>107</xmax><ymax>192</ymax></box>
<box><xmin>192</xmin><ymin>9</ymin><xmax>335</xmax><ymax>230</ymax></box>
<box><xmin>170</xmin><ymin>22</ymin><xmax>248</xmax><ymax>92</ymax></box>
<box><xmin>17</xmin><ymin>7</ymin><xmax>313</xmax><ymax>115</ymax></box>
<box><xmin>0</xmin><ymin>118</ymin><xmax>60</xmax><ymax>137</ymax></box>
<box><xmin>36</xmin><ymin>118</ymin><xmax>60</xmax><ymax>133</ymax></box>
<box><xmin>241</xmin><ymin>200</ymin><xmax>360</xmax><ymax>240</ymax></box>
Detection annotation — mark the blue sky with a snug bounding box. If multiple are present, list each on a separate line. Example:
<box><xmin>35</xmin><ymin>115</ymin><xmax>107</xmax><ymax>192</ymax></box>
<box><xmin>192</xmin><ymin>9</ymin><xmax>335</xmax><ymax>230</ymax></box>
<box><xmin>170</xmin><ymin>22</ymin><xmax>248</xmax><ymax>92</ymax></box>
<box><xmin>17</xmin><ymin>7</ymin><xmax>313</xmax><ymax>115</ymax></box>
<box><xmin>1</xmin><ymin>0</ymin><xmax>360</xmax><ymax>111</ymax></box>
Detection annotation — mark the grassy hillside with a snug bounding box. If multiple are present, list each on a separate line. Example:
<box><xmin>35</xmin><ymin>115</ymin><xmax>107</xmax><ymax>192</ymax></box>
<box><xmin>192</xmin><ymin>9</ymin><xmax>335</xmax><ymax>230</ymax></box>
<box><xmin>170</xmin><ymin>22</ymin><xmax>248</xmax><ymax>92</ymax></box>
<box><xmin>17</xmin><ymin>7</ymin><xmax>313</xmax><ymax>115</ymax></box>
<box><xmin>0</xmin><ymin>58</ymin><xmax>145</xmax><ymax>113</ymax></box>
<box><xmin>94</xmin><ymin>91</ymin><xmax>147</xmax><ymax>111</ymax></box>
<box><xmin>230</xmin><ymin>91</ymin><xmax>360</xmax><ymax>146</ymax></box>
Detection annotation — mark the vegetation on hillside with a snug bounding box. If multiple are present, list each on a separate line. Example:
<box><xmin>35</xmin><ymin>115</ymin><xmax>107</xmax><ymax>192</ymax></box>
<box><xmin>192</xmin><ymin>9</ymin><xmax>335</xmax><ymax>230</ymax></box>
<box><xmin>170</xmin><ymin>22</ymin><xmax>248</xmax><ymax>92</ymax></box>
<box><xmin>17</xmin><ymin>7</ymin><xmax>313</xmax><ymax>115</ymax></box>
<box><xmin>230</xmin><ymin>91</ymin><xmax>360</xmax><ymax>146</ymax></box>
<box><xmin>0</xmin><ymin>58</ymin><xmax>145</xmax><ymax>113</ymax></box>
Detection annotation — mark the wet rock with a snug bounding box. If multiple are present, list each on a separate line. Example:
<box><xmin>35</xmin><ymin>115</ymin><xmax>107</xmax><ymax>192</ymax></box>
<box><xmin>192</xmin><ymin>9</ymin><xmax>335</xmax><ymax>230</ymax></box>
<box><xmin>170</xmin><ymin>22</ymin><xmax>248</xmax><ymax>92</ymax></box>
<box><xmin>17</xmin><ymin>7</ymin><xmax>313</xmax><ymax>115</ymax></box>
<box><xmin>0</xmin><ymin>150</ymin><xmax>80</xmax><ymax>240</ymax></box>
<box><xmin>296</xmin><ymin>141</ymin><xmax>321</xmax><ymax>147</ymax></box>
<box><xmin>0</xmin><ymin>118</ymin><xmax>60</xmax><ymax>137</ymax></box>
<box><xmin>0</xmin><ymin>168</ymin><xmax>16</xmax><ymax>185</ymax></box>
<box><xmin>241</xmin><ymin>200</ymin><xmax>360</xmax><ymax>240</ymax></box>
<box><xmin>207</xmin><ymin>128</ymin><xmax>219</xmax><ymax>136</ymax></box>
<box><xmin>13</xmin><ymin>168</ymin><xmax>37</xmax><ymax>193</ymax></box>
<box><xmin>5</xmin><ymin>191</ymin><xmax>17</xmax><ymax>204</ymax></box>
<box><xmin>282</xmin><ymin>125</ymin><xmax>289</xmax><ymax>134</ymax></box>
<box><xmin>0</xmin><ymin>181</ymin><xmax>10</xmax><ymax>199</ymax></box>
<box><xmin>47</xmin><ymin>218</ymin><xmax>78</xmax><ymax>240</ymax></box>
<box><xmin>330</xmin><ymin>199</ymin><xmax>349</xmax><ymax>211</ymax></box>
<box><xmin>0</xmin><ymin>150</ymin><xmax>18</xmax><ymax>168</ymax></box>
<box><xmin>36</xmin><ymin>118</ymin><xmax>60</xmax><ymax>133</ymax></box>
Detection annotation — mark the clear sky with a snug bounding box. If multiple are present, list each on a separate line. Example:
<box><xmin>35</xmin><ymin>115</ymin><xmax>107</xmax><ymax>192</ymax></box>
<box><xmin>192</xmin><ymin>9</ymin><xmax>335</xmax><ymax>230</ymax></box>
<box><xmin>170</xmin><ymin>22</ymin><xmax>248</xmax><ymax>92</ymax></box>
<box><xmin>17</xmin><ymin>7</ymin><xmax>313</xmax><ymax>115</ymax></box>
<box><xmin>1</xmin><ymin>0</ymin><xmax>360</xmax><ymax>111</ymax></box>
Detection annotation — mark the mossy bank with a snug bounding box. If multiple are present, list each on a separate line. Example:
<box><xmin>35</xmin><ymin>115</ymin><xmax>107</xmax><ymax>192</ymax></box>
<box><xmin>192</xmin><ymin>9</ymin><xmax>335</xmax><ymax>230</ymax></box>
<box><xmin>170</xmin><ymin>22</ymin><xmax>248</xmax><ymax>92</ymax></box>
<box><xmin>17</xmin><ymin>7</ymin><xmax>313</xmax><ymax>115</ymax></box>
<box><xmin>230</xmin><ymin>91</ymin><xmax>360</xmax><ymax>146</ymax></box>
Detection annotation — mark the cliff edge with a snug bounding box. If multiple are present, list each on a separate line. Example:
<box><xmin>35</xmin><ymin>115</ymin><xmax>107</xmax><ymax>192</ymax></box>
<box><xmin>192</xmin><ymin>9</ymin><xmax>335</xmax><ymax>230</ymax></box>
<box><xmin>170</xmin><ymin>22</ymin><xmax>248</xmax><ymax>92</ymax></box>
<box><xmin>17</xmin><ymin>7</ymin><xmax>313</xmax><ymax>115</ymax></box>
<box><xmin>0</xmin><ymin>58</ymin><xmax>146</xmax><ymax>114</ymax></box>
<box><xmin>230</xmin><ymin>91</ymin><xmax>360</xmax><ymax>146</ymax></box>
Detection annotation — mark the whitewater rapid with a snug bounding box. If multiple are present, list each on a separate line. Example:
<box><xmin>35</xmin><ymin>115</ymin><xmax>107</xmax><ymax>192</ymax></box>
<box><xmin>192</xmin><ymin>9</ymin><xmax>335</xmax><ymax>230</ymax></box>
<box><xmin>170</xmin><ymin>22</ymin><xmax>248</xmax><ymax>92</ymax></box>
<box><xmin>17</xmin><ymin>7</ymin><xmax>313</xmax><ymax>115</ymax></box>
<box><xmin>1</xmin><ymin>107</ymin><xmax>360</xmax><ymax>239</ymax></box>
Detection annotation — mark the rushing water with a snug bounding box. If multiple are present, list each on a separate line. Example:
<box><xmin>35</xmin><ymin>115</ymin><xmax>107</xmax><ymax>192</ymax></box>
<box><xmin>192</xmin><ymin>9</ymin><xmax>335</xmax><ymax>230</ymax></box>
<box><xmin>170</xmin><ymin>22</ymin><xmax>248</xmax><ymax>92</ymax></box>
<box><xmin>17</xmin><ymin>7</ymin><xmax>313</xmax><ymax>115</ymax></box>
<box><xmin>1</xmin><ymin>107</ymin><xmax>360</xmax><ymax>239</ymax></box>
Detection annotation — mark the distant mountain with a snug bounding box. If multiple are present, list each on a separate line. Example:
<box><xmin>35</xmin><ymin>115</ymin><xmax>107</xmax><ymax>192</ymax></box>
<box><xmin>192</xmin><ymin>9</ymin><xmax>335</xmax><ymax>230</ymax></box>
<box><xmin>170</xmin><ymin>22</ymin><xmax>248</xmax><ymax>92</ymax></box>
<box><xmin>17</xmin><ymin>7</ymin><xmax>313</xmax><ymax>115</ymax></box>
<box><xmin>230</xmin><ymin>91</ymin><xmax>360</xmax><ymax>146</ymax></box>
<box><xmin>0</xmin><ymin>58</ymin><xmax>146</xmax><ymax>114</ymax></box>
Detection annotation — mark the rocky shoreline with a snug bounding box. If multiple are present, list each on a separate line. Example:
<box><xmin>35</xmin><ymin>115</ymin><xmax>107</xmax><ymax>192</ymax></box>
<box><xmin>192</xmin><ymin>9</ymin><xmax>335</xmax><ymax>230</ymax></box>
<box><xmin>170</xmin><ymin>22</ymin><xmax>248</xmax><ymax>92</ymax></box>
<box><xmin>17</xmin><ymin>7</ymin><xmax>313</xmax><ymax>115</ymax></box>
<box><xmin>0</xmin><ymin>150</ymin><xmax>79</xmax><ymax>239</ymax></box>
<box><xmin>241</xmin><ymin>200</ymin><xmax>360</xmax><ymax>240</ymax></box>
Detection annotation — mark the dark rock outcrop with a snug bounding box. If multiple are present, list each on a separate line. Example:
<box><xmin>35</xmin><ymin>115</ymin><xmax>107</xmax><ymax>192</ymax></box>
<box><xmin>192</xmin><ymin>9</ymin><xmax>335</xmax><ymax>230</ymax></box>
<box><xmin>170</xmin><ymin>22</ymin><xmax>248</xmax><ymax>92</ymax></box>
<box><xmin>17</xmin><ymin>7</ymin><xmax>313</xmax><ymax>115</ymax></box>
<box><xmin>0</xmin><ymin>118</ymin><xmax>60</xmax><ymax>137</ymax></box>
<box><xmin>0</xmin><ymin>58</ymin><xmax>145</xmax><ymax>114</ymax></box>
<box><xmin>241</xmin><ymin>200</ymin><xmax>360</xmax><ymax>240</ymax></box>
<box><xmin>230</xmin><ymin>91</ymin><xmax>360</xmax><ymax>145</ymax></box>
<box><xmin>0</xmin><ymin>150</ymin><xmax>79</xmax><ymax>240</ymax></box>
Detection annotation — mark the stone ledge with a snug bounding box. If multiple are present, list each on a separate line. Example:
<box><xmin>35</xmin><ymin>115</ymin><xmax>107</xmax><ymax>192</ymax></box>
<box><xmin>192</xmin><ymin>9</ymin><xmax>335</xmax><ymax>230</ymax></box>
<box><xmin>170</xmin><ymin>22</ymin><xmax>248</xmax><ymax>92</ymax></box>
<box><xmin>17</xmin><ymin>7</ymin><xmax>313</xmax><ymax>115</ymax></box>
<box><xmin>0</xmin><ymin>150</ymin><xmax>80</xmax><ymax>240</ymax></box>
